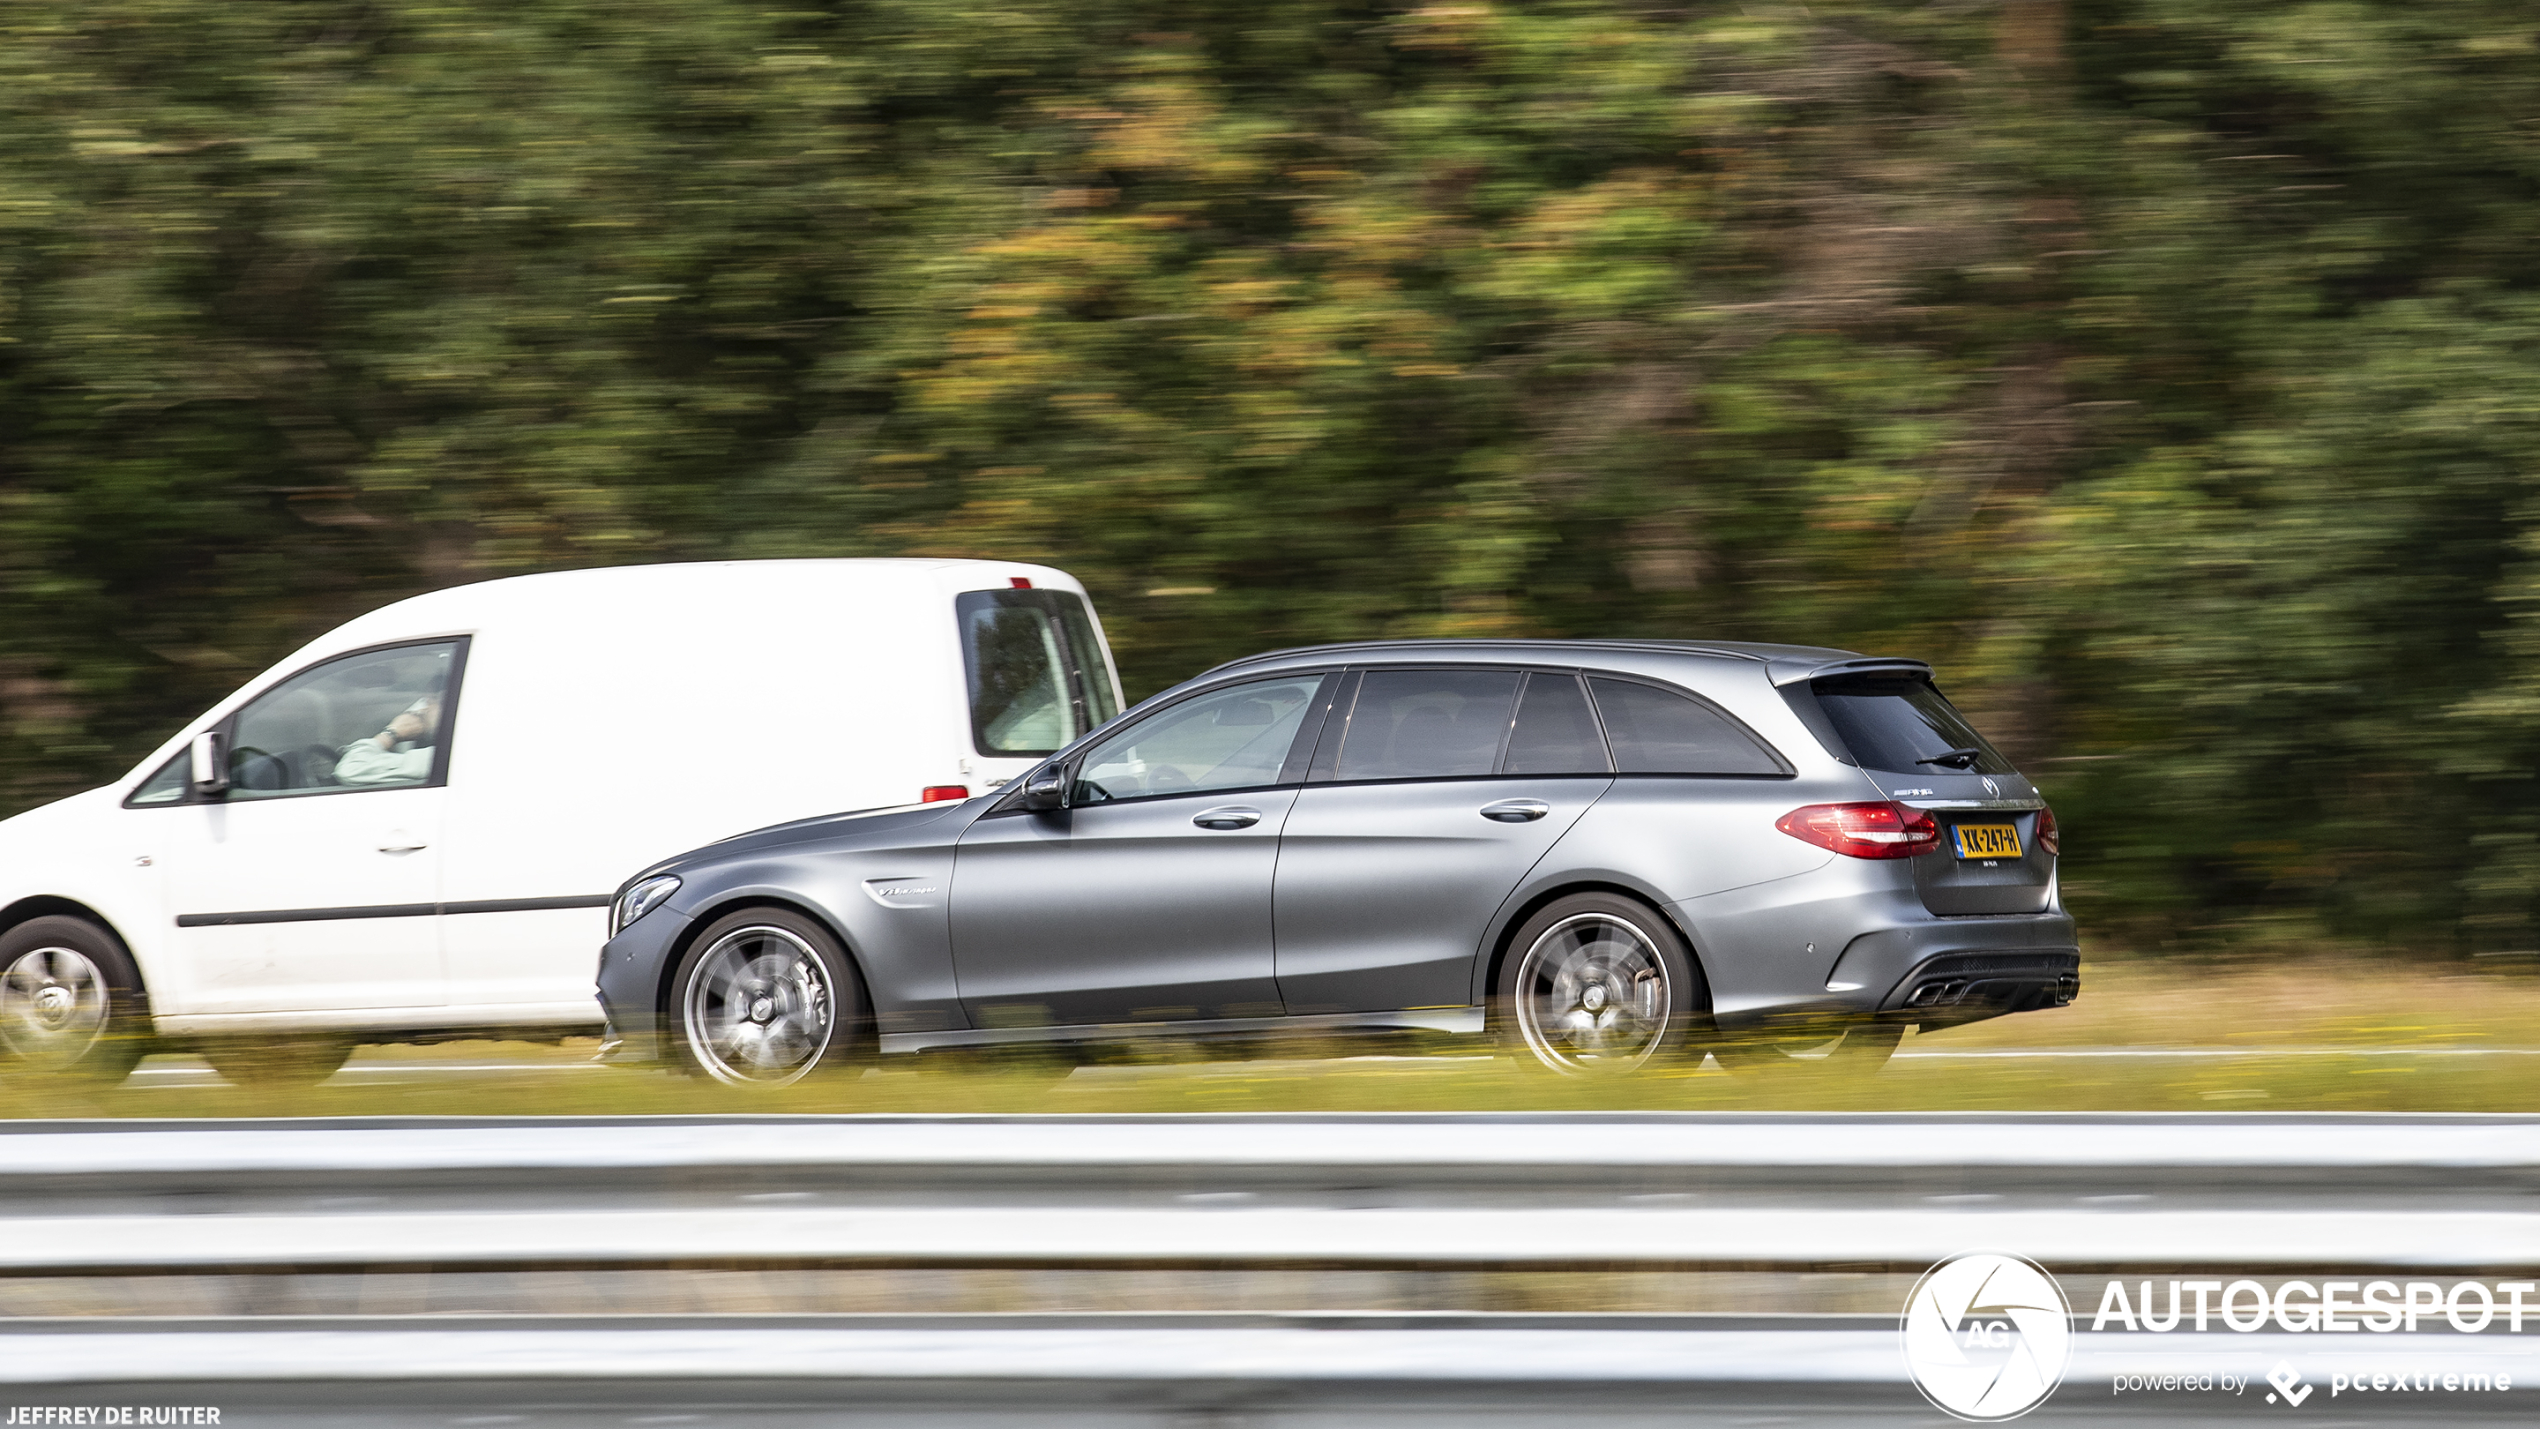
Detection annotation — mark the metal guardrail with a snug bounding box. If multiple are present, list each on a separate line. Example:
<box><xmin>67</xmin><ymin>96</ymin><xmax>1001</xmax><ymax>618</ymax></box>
<box><xmin>1</xmin><ymin>1113</ymin><xmax>2535</xmax><ymax>1274</ymax></box>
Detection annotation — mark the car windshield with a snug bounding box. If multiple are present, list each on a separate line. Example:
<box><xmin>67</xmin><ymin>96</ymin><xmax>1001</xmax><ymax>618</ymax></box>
<box><xmin>1810</xmin><ymin>672</ymin><xmax>2017</xmax><ymax>776</ymax></box>
<box><xmin>957</xmin><ymin>589</ymin><xmax>1120</xmax><ymax>757</ymax></box>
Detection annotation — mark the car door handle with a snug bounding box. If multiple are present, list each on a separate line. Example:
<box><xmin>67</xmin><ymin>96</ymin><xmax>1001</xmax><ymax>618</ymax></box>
<box><xmin>1480</xmin><ymin>799</ymin><xmax>1551</xmax><ymax>823</ymax></box>
<box><xmin>378</xmin><ymin>832</ymin><xmax>429</xmax><ymax>853</ymax></box>
<box><xmin>1192</xmin><ymin>806</ymin><xmax>1263</xmax><ymax>830</ymax></box>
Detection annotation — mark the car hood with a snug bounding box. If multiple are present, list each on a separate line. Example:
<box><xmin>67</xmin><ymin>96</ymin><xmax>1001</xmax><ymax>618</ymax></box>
<box><xmin>651</xmin><ymin>799</ymin><xmax>976</xmax><ymax>874</ymax></box>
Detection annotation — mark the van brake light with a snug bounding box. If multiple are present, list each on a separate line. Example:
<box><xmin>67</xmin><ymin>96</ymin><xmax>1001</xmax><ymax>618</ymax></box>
<box><xmin>1775</xmin><ymin>801</ymin><xmax>1941</xmax><ymax>859</ymax></box>
<box><xmin>921</xmin><ymin>785</ymin><xmax>970</xmax><ymax>803</ymax></box>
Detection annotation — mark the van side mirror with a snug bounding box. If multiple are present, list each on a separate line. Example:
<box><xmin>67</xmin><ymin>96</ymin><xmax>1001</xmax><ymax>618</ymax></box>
<box><xmin>188</xmin><ymin>730</ymin><xmax>229</xmax><ymax>797</ymax></box>
<box><xmin>1019</xmin><ymin>768</ymin><xmax>1068</xmax><ymax>812</ymax></box>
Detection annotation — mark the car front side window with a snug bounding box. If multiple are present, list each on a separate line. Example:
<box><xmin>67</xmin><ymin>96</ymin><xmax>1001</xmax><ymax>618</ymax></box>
<box><xmin>1071</xmin><ymin>675</ymin><xmax>1328</xmax><ymax>804</ymax></box>
<box><xmin>222</xmin><ymin>640</ymin><xmax>468</xmax><ymax>800</ymax></box>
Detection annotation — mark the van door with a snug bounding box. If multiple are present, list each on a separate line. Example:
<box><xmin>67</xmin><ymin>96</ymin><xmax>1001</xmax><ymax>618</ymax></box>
<box><xmin>156</xmin><ymin>641</ymin><xmax>463</xmax><ymax>1015</ymax></box>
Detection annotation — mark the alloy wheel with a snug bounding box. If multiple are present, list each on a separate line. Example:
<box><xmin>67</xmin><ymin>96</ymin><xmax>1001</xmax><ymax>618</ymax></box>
<box><xmin>680</xmin><ymin>925</ymin><xmax>837</xmax><ymax>1087</ymax></box>
<box><xmin>1509</xmin><ymin>913</ymin><xmax>1673</xmax><ymax>1075</ymax></box>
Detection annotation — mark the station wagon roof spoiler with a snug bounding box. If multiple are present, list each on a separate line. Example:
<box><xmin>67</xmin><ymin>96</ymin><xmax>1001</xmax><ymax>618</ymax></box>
<box><xmin>1768</xmin><ymin>656</ymin><xmax>1934</xmax><ymax>688</ymax></box>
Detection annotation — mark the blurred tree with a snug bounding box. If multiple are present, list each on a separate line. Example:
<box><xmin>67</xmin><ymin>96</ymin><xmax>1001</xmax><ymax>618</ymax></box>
<box><xmin>2</xmin><ymin>0</ymin><xmax>2535</xmax><ymax>954</ymax></box>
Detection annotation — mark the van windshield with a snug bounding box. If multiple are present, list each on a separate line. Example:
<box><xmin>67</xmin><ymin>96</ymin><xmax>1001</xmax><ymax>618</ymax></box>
<box><xmin>956</xmin><ymin>589</ymin><xmax>1120</xmax><ymax>757</ymax></box>
<box><xmin>1810</xmin><ymin>672</ymin><xmax>2017</xmax><ymax>776</ymax></box>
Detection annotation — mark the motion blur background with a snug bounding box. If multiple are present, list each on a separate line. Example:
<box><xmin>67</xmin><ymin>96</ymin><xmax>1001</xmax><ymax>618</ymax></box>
<box><xmin>3</xmin><ymin>0</ymin><xmax>2535</xmax><ymax>967</ymax></box>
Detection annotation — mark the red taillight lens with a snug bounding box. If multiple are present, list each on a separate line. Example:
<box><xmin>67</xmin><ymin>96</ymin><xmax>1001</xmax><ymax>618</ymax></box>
<box><xmin>921</xmin><ymin>785</ymin><xmax>970</xmax><ymax>803</ymax></box>
<box><xmin>1775</xmin><ymin>801</ymin><xmax>1942</xmax><ymax>859</ymax></box>
<box><xmin>2035</xmin><ymin>805</ymin><xmax>2059</xmax><ymax>857</ymax></box>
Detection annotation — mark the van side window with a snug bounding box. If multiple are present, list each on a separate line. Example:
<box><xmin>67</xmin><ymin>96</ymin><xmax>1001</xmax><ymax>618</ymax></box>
<box><xmin>957</xmin><ymin>589</ymin><xmax>1120</xmax><ymax>757</ymax></box>
<box><xmin>126</xmin><ymin>750</ymin><xmax>190</xmax><ymax>806</ymax></box>
<box><xmin>1501</xmin><ymin>673</ymin><xmax>1611</xmax><ymax>776</ymax></box>
<box><xmin>1587</xmin><ymin>677</ymin><xmax>1786</xmax><ymax>776</ymax></box>
<box><xmin>225</xmin><ymin>641</ymin><xmax>466</xmax><ymax>800</ymax></box>
<box><xmin>1330</xmin><ymin>669</ymin><xmax>1523</xmax><ymax>781</ymax></box>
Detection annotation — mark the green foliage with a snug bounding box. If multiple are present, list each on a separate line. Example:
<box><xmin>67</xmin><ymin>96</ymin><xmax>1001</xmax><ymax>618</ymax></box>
<box><xmin>4</xmin><ymin>0</ymin><xmax>2537</xmax><ymax>952</ymax></box>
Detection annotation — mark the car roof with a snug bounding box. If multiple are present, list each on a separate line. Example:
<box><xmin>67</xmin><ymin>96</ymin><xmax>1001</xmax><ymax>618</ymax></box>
<box><xmin>1196</xmin><ymin>637</ymin><xmax>1868</xmax><ymax>679</ymax></box>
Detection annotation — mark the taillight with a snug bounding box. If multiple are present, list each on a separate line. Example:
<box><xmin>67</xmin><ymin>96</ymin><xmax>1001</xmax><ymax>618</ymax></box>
<box><xmin>921</xmin><ymin>785</ymin><xmax>970</xmax><ymax>803</ymax></box>
<box><xmin>2035</xmin><ymin>805</ymin><xmax>2059</xmax><ymax>857</ymax></box>
<box><xmin>1775</xmin><ymin>801</ymin><xmax>1942</xmax><ymax>859</ymax></box>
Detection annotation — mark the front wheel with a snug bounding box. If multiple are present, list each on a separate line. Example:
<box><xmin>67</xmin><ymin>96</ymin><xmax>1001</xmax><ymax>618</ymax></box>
<box><xmin>670</xmin><ymin>909</ymin><xmax>865</xmax><ymax>1088</ymax></box>
<box><xmin>0</xmin><ymin>916</ymin><xmax>150</xmax><ymax>1085</ymax></box>
<box><xmin>1497</xmin><ymin>893</ymin><xmax>1706</xmax><ymax>1076</ymax></box>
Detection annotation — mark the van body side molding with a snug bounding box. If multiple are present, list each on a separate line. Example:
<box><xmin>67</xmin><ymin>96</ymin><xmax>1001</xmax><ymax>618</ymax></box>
<box><xmin>176</xmin><ymin>895</ymin><xmax>609</xmax><ymax>928</ymax></box>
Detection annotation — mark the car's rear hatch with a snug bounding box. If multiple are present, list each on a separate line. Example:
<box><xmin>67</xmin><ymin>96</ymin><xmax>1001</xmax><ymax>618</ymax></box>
<box><xmin>1780</xmin><ymin>664</ymin><xmax>2055</xmax><ymax>916</ymax></box>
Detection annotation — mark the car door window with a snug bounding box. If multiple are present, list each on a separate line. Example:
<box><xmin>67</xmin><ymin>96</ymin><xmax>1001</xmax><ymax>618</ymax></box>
<box><xmin>1587</xmin><ymin>676</ymin><xmax>1786</xmax><ymax>775</ymax></box>
<box><xmin>1329</xmin><ymin>669</ymin><xmax>1523</xmax><ymax>781</ymax></box>
<box><xmin>1072</xmin><ymin>675</ymin><xmax>1327</xmax><ymax>804</ymax></box>
<box><xmin>224</xmin><ymin>641</ymin><xmax>467</xmax><ymax>800</ymax></box>
<box><xmin>1500</xmin><ymin>672</ymin><xmax>1611</xmax><ymax>775</ymax></box>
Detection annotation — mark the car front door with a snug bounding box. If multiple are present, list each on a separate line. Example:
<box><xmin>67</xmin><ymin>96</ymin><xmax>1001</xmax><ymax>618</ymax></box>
<box><xmin>153</xmin><ymin>640</ymin><xmax>465</xmax><ymax>1016</ymax></box>
<box><xmin>1273</xmin><ymin>668</ymin><xmax>1614</xmax><ymax>1015</ymax></box>
<box><xmin>948</xmin><ymin>672</ymin><xmax>1334</xmax><ymax>1028</ymax></box>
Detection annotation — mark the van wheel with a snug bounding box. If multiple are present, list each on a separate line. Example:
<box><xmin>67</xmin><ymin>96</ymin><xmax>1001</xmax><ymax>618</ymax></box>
<box><xmin>1497</xmin><ymin>893</ymin><xmax>1705</xmax><ymax>1076</ymax></box>
<box><xmin>1712</xmin><ymin>1021</ymin><xmax>1903</xmax><ymax>1075</ymax></box>
<box><xmin>198</xmin><ymin>1036</ymin><xmax>356</xmax><ymax>1088</ymax></box>
<box><xmin>0</xmin><ymin>915</ymin><xmax>149</xmax><ymax>1085</ymax></box>
<box><xmin>670</xmin><ymin>909</ymin><xmax>865</xmax><ymax>1088</ymax></box>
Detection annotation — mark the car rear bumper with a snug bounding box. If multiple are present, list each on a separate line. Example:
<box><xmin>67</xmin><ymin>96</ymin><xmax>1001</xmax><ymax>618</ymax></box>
<box><xmin>1823</xmin><ymin>914</ymin><xmax>2078</xmax><ymax>1026</ymax></box>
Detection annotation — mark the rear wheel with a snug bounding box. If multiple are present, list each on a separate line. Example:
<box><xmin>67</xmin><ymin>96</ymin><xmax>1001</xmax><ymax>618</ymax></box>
<box><xmin>0</xmin><ymin>916</ymin><xmax>149</xmax><ymax>1085</ymax></box>
<box><xmin>1497</xmin><ymin>893</ymin><xmax>1705</xmax><ymax>1076</ymax></box>
<box><xmin>1711</xmin><ymin>1021</ymin><xmax>1903</xmax><ymax>1076</ymax></box>
<box><xmin>670</xmin><ymin>909</ymin><xmax>865</xmax><ymax>1088</ymax></box>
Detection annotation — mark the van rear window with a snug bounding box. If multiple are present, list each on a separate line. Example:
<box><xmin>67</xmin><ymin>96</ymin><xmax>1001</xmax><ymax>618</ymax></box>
<box><xmin>1810</xmin><ymin>673</ymin><xmax>2015</xmax><ymax>776</ymax></box>
<box><xmin>956</xmin><ymin>589</ymin><xmax>1120</xmax><ymax>757</ymax></box>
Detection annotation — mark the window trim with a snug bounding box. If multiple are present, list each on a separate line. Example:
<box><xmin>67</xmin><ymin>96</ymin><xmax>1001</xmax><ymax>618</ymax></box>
<box><xmin>124</xmin><ymin>636</ymin><xmax>474</xmax><ymax>808</ymax></box>
<box><xmin>984</xmin><ymin>669</ymin><xmax>1340</xmax><ymax>816</ymax></box>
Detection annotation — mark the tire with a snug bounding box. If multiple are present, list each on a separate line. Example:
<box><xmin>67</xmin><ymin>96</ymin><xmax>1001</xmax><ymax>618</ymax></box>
<box><xmin>198</xmin><ymin>1035</ymin><xmax>356</xmax><ymax>1088</ymax></box>
<box><xmin>669</xmin><ymin>908</ymin><xmax>866</xmax><ymax>1088</ymax></box>
<box><xmin>1711</xmin><ymin>1020</ymin><xmax>1903</xmax><ymax>1076</ymax></box>
<box><xmin>0</xmin><ymin>915</ymin><xmax>150</xmax><ymax>1085</ymax></box>
<box><xmin>1496</xmin><ymin>893</ymin><xmax>1707</xmax><ymax>1076</ymax></box>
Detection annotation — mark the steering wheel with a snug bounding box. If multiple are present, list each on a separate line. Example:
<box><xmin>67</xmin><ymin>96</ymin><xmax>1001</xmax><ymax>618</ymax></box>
<box><xmin>230</xmin><ymin>745</ymin><xmax>289</xmax><ymax>790</ymax></box>
<box><xmin>1146</xmin><ymin>765</ymin><xmax>1194</xmax><ymax>795</ymax></box>
<box><xmin>301</xmin><ymin>744</ymin><xmax>343</xmax><ymax>787</ymax></box>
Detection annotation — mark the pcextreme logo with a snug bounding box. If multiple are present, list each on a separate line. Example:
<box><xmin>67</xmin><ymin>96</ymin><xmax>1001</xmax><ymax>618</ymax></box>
<box><xmin>1902</xmin><ymin>1252</ymin><xmax>2074</xmax><ymax>1421</ymax></box>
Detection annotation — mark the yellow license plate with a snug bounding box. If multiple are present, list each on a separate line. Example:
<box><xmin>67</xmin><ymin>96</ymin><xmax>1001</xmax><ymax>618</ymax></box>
<box><xmin>1954</xmin><ymin>823</ymin><xmax>2022</xmax><ymax>860</ymax></box>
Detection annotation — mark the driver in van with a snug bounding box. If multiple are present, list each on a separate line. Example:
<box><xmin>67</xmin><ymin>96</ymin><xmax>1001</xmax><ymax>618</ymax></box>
<box><xmin>334</xmin><ymin>693</ymin><xmax>443</xmax><ymax>787</ymax></box>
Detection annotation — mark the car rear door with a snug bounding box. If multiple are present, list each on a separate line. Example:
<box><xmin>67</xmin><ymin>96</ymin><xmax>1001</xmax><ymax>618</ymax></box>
<box><xmin>1272</xmin><ymin>668</ymin><xmax>1612</xmax><ymax>1015</ymax></box>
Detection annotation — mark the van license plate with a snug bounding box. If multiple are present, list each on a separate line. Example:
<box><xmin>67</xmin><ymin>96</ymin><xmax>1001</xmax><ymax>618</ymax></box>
<box><xmin>1954</xmin><ymin>823</ymin><xmax>2022</xmax><ymax>860</ymax></box>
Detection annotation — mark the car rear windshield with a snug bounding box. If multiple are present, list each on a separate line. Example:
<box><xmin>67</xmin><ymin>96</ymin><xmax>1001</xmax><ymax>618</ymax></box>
<box><xmin>956</xmin><ymin>589</ymin><xmax>1120</xmax><ymax>757</ymax></box>
<box><xmin>1809</xmin><ymin>672</ymin><xmax>2016</xmax><ymax>776</ymax></box>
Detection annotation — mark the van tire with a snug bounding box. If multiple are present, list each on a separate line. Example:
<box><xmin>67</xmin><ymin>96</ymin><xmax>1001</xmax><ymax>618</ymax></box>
<box><xmin>668</xmin><ymin>908</ymin><xmax>865</xmax><ymax>1089</ymax></box>
<box><xmin>0</xmin><ymin>915</ymin><xmax>150</xmax><ymax>1085</ymax></box>
<box><xmin>198</xmin><ymin>1036</ymin><xmax>357</xmax><ymax>1088</ymax></box>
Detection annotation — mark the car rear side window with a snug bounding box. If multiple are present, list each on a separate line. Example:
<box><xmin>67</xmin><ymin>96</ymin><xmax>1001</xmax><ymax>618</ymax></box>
<box><xmin>1587</xmin><ymin>677</ymin><xmax>1785</xmax><ymax>776</ymax></box>
<box><xmin>1810</xmin><ymin>672</ymin><xmax>2015</xmax><ymax>776</ymax></box>
<box><xmin>1331</xmin><ymin>669</ymin><xmax>1522</xmax><ymax>780</ymax></box>
<box><xmin>1501</xmin><ymin>673</ymin><xmax>1610</xmax><ymax>776</ymax></box>
<box><xmin>957</xmin><ymin>589</ymin><xmax>1120</xmax><ymax>757</ymax></box>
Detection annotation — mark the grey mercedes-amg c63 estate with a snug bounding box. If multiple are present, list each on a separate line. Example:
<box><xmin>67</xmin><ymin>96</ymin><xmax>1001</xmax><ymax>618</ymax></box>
<box><xmin>594</xmin><ymin>640</ymin><xmax>2078</xmax><ymax>1085</ymax></box>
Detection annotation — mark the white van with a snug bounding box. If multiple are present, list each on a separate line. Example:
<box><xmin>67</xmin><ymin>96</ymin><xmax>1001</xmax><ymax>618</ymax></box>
<box><xmin>0</xmin><ymin>559</ymin><xmax>1123</xmax><ymax>1082</ymax></box>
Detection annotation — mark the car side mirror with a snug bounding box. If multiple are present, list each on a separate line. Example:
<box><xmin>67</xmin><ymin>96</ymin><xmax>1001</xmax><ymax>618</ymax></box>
<box><xmin>188</xmin><ymin>730</ymin><xmax>230</xmax><ymax>797</ymax></box>
<box><xmin>1019</xmin><ymin>768</ymin><xmax>1069</xmax><ymax>812</ymax></box>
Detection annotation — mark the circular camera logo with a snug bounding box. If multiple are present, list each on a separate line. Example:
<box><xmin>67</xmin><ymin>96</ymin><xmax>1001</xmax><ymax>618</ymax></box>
<box><xmin>1902</xmin><ymin>1252</ymin><xmax>2073</xmax><ymax>1421</ymax></box>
